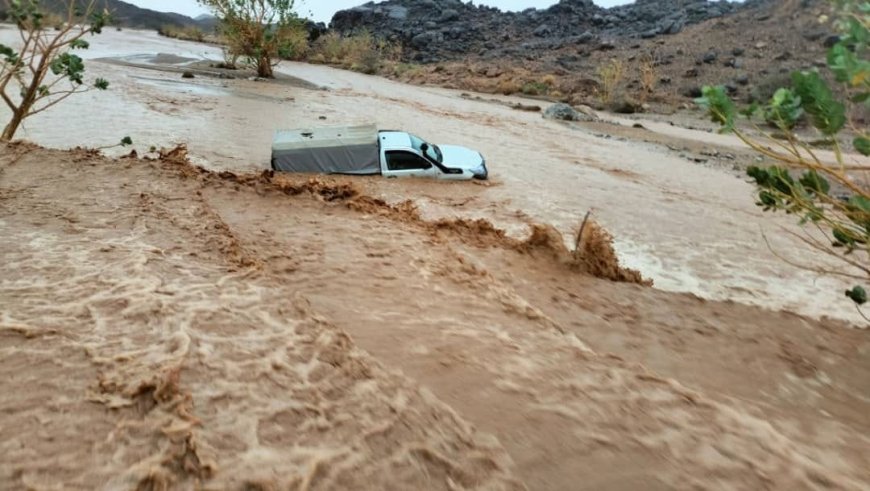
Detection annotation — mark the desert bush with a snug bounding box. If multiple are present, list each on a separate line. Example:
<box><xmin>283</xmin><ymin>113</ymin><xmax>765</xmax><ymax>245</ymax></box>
<box><xmin>309</xmin><ymin>30</ymin><xmax>400</xmax><ymax>75</ymax></box>
<box><xmin>0</xmin><ymin>0</ymin><xmax>110</xmax><ymax>141</ymax></box>
<box><xmin>596</xmin><ymin>58</ymin><xmax>625</xmax><ymax>105</ymax></box>
<box><xmin>158</xmin><ymin>25</ymin><xmax>206</xmax><ymax>42</ymax></box>
<box><xmin>696</xmin><ymin>0</ymin><xmax>870</xmax><ymax>312</ymax></box>
<box><xmin>496</xmin><ymin>78</ymin><xmax>522</xmax><ymax>95</ymax></box>
<box><xmin>638</xmin><ymin>53</ymin><xmax>658</xmax><ymax>102</ymax></box>
<box><xmin>519</xmin><ymin>75</ymin><xmax>558</xmax><ymax>96</ymax></box>
<box><xmin>277</xmin><ymin>21</ymin><xmax>309</xmax><ymax>60</ymax></box>
<box><xmin>391</xmin><ymin>62</ymin><xmax>424</xmax><ymax>78</ymax></box>
<box><xmin>312</xmin><ymin>32</ymin><xmax>345</xmax><ymax>63</ymax></box>
<box><xmin>346</xmin><ymin>31</ymin><xmax>379</xmax><ymax>74</ymax></box>
<box><xmin>217</xmin><ymin>47</ymin><xmax>241</xmax><ymax>69</ymax></box>
<box><xmin>521</xmin><ymin>81</ymin><xmax>550</xmax><ymax>96</ymax></box>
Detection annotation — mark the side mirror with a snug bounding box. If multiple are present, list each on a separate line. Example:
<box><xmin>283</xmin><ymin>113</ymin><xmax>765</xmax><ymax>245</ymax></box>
<box><xmin>421</xmin><ymin>143</ymin><xmax>429</xmax><ymax>152</ymax></box>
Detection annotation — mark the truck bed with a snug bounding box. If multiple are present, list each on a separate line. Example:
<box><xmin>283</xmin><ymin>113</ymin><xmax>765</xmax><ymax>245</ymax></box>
<box><xmin>271</xmin><ymin>124</ymin><xmax>381</xmax><ymax>175</ymax></box>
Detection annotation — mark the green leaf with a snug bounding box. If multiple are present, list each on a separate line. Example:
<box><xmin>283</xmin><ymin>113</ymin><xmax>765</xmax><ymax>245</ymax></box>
<box><xmin>799</xmin><ymin>170</ymin><xmax>830</xmax><ymax>195</ymax></box>
<box><xmin>0</xmin><ymin>43</ymin><xmax>19</xmax><ymax>64</ymax></box>
<box><xmin>739</xmin><ymin>102</ymin><xmax>759</xmax><ymax>119</ymax></box>
<box><xmin>855</xmin><ymin>136</ymin><xmax>870</xmax><ymax>156</ymax></box>
<box><xmin>845</xmin><ymin>286</ymin><xmax>867</xmax><ymax>305</ymax></box>
<box><xmin>120</xmin><ymin>136</ymin><xmax>133</xmax><ymax>146</ymax></box>
<box><xmin>50</xmin><ymin>53</ymin><xmax>86</xmax><ymax>85</ymax></box>
<box><xmin>833</xmin><ymin>227</ymin><xmax>854</xmax><ymax>246</ymax></box>
<box><xmin>849</xmin><ymin>195</ymin><xmax>870</xmax><ymax>213</ymax></box>
<box><xmin>764</xmin><ymin>88</ymin><xmax>803</xmax><ymax>130</ymax></box>
<box><xmin>94</xmin><ymin>78</ymin><xmax>109</xmax><ymax>90</ymax></box>
<box><xmin>747</xmin><ymin>165</ymin><xmax>767</xmax><ymax>184</ymax></box>
<box><xmin>70</xmin><ymin>39</ymin><xmax>90</xmax><ymax>50</ymax></box>
<box><xmin>695</xmin><ymin>85</ymin><xmax>736</xmax><ymax>131</ymax></box>
<box><xmin>791</xmin><ymin>71</ymin><xmax>846</xmax><ymax>135</ymax></box>
<box><xmin>827</xmin><ymin>39</ymin><xmax>870</xmax><ymax>90</ymax></box>
<box><xmin>90</xmin><ymin>11</ymin><xmax>109</xmax><ymax>34</ymax></box>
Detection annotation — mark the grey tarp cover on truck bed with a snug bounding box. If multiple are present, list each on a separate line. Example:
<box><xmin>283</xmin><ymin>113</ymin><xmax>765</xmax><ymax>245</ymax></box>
<box><xmin>271</xmin><ymin>124</ymin><xmax>380</xmax><ymax>175</ymax></box>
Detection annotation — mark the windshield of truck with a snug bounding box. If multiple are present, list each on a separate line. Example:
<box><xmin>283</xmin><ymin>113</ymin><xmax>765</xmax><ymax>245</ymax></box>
<box><xmin>409</xmin><ymin>134</ymin><xmax>442</xmax><ymax>163</ymax></box>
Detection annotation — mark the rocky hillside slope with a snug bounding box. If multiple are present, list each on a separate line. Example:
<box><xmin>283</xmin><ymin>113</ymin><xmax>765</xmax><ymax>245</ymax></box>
<box><xmin>332</xmin><ymin>0</ymin><xmax>751</xmax><ymax>63</ymax></box>
<box><xmin>348</xmin><ymin>0</ymin><xmax>834</xmax><ymax>113</ymax></box>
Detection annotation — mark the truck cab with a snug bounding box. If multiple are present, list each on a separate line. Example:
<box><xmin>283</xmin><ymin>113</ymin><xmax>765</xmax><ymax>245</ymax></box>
<box><xmin>379</xmin><ymin>131</ymin><xmax>488</xmax><ymax>180</ymax></box>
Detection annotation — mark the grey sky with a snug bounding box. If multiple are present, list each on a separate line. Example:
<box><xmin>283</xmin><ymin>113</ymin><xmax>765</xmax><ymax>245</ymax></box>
<box><xmin>129</xmin><ymin>1</ymin><xmax>632</xmax><ymax>23</ymax></box>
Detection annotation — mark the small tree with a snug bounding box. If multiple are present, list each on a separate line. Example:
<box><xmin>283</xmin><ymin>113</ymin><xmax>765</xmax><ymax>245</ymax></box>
<box><xmin>197</xmin><ymin>0</ymin><xmax>297</xmax><ymax>78</ymax></box>
<box><xmin>0</xmin><ymin>0</ymin><xmax>110</xmax><ymax>142</ymax></box>
<box><xmin>696</xmin><ymin>0</ymin><xmax>870</xmax><ymax>312</ymax></box>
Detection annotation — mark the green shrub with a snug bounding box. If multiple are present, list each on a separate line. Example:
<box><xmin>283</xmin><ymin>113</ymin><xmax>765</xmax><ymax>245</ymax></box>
<box><xmin>277</xmin><ymin>21</ymin><xmax>309</xmax><ymax>60</ymax></box>
<box><xmin>695</xmin><ymin>0</ymin><xmax>870</xmax><ymax>312</ymax></box>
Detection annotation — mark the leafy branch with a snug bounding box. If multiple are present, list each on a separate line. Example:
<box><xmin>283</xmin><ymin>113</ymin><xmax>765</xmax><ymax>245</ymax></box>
<box><xmin>0</xmin><ymin>0</ymin><xmax>111</xmax><ymax>142</ymax></box>
<box><xmin>696</xmin><ymin>0</ymin><xmax>869</xmax><ymax>311</ymax></box>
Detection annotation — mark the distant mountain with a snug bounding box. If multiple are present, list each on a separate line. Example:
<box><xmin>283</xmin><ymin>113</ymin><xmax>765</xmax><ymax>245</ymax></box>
<box><xmin>0</xmin><ymin>0</ymin><xmax>217</xmax><ymax>32</ymax></box>
<box><xmin>103</xmin><ymin>0</ymin><xmax>205</xmax><ymax>30</ymax></box>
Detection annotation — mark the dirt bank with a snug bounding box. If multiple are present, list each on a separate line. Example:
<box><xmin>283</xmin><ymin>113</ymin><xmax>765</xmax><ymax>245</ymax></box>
<box><xmin>2</xmin><ymin>144</ymin><xmax>868</xmax><ymax>490</ymax></box>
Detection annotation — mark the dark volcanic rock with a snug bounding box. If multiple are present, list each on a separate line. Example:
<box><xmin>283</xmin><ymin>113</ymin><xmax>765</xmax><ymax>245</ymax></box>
<box><xmin>330</xmin><ymin>0</ymin><xmax>747</xmax><ymax>63</ymax></box>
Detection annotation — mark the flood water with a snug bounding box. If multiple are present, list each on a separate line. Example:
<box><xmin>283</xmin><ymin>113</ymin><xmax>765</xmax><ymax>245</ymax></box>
<box><xmin>2</xmin><ymin>27</ymin><xmax>866</xmax><ymax>324</ymax></box>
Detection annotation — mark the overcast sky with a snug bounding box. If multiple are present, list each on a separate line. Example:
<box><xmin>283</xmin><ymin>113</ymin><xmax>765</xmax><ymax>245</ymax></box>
<box><xmin>129</xmin><ymin>1</ymin><xmax>632</xmax><ymax>23</ymax></box>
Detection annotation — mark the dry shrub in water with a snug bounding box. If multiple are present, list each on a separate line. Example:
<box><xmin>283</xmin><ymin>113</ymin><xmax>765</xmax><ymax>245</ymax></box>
<box><xmin>596</xmin><ymin>58</ymin><xmax>625</xmax><ymax>105</ymax></box>
<box><xmin>573</xmin><ymin>216</ymin><xmax>650</xmax><ymax>285</ymax></box>
<box><xmin>517</xmin><ymin>219</ymin><xmax>649</xmax><ymax>285</ymax></box>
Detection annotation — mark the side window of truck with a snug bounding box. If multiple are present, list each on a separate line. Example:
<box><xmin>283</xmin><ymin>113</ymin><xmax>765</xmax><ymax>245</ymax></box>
<box><xmin>385</xmin><ymin>151</ymin><xmax>432</xmax><ymax>171</ymax></box>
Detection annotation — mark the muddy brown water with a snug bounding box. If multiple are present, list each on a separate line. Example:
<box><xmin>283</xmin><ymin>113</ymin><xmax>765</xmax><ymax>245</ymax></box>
<box><xmin>1</xmin><ymin>28</ymin><xmax>866</xmax><ymax>324</ymax></box>
<box><xmin>1</xmin><ymin>144</ymin><xmax>868</xmax><ymax>490</ymax></box>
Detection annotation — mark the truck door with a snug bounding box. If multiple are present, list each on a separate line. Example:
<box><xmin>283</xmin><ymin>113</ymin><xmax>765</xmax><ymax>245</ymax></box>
<box><xmin>383</xmin><ymin>151</ymin><xmax>439</xmax><ymax>178</ymax></box>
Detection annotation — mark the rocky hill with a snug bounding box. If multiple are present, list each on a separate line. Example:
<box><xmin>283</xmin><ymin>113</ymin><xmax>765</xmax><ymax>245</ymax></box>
<box><xmin>331</xmin><ymin>0</ymin><xmax>749</xmax><ymax>63</ymax></box>
<box><xmin>336</xmin><ymin>0</ymin><xmax>834</xmax><ymax>113</ymax></box>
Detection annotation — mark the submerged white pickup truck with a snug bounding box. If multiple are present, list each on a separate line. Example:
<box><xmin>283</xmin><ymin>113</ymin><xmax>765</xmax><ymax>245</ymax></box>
<box><xmin>271</xmin><ymin>124</ymin><xmax>488</xmax><ymax>180</ymax></box>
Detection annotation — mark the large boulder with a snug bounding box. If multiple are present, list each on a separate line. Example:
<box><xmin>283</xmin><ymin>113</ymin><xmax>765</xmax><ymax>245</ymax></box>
<box><xmin>543</xmin><ymin>103</ymin><xmax>597</xmax><ymax>122</ymax></box>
